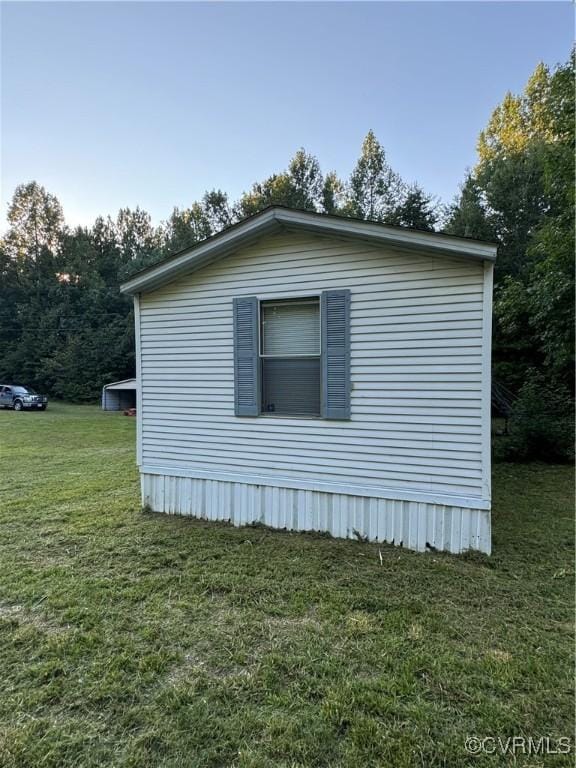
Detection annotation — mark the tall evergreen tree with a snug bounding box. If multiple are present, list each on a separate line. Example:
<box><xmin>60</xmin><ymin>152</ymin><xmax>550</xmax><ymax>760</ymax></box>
<box><xmin>391</xmin><ymin>184</ymin><xmax>437</xmax><ymax>231</ymax></box>
<box><xmin>344</xmin><ymin>130</ymin><xmax>404</xmax><ymax>221</ymax></box>
<box><xmin>444</xmin><ymin>174</ymin><xmax>494</xmax><ymax>241</ymax></box>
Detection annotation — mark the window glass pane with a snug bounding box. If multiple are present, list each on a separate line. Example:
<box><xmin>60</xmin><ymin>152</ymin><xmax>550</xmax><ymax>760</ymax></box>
<box><xmin>262</xmin><ymin>358</ymin><xmax>320</xmax><ymax>416</ymax></box>
<box><xmin>261</xmin><ymin>299</ymin><xmax>319</xmax><ymax>356</ymax></box>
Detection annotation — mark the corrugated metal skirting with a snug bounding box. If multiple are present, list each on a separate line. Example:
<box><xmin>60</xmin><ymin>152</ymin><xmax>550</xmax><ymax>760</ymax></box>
<box><xmin>141</xmin><ymin>473</ymin><xmax>491</xmax><ymax>554</ymax></box>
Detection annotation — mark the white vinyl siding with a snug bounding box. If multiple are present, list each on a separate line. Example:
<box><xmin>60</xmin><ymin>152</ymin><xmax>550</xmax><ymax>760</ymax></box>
<box><xmin>139</xmin><ymin>232</ymin><xmax>488</xmax><ymax>500</ymax></box>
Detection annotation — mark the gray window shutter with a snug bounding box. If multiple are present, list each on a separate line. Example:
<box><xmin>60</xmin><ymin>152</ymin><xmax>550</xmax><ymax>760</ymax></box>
<box><xmin>321</xmin><ymin>289</ymin><xmax>351</xmax><ymax>419</ymax></box>
<box><xmin>233</xmin><ymin>296</ymin><xmax>260</xmax><ymax>416</ymax></box>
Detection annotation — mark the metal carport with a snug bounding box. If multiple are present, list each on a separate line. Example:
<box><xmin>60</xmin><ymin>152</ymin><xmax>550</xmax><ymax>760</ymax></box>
<box><xmin>101</xmin><ymin>378</ymin><xmax>136</xmax><ymax>411</ymax></box>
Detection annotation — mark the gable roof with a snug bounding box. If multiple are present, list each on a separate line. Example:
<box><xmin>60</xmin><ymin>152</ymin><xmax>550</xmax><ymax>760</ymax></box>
<box><xmin>120</xmin><ymin>206</ymin><xmax>497</xmax><ymax>295</ymax></box>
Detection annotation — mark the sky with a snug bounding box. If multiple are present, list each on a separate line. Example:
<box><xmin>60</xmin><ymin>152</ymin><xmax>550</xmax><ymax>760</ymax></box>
<box><xmin>1</xmin><ymin>1</ymin><xmax>573</xmax><ymax>230</ymax></box>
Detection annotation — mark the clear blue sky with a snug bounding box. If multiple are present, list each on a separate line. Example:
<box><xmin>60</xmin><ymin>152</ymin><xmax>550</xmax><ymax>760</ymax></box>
<box><xmin>1</xmin><ymin>2</ymin><xmax>572</xmax><ymax>229</ymax></box>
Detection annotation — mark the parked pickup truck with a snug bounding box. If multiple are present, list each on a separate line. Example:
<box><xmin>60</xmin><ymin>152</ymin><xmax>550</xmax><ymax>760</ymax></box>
<box><xmin>0</xmin><ymin>385</ymin><xmax>48</xmax><ymax>411</ymax></box>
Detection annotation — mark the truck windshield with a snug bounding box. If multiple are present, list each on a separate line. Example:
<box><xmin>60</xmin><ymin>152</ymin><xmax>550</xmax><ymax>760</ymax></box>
<box><xmin>13</xmin><ymin>386</ymin><xmax>37</xmax><ymax>394</ymax></box>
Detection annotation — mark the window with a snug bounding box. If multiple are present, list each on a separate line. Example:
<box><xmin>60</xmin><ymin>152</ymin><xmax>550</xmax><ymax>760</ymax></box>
<box><xmin>233</xmin><ymin>290</ymin><xmax>350</xmax><ymax>420</ymax></box>
<box><xmin>260</xmin><ymin>298</ymin><xmax>320</xmax><ymax>416</ymax></box>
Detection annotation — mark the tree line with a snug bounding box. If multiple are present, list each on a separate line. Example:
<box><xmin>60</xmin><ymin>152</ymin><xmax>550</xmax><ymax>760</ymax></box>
<box><xmin>0</xmin><ymin>53</ymin><xmax>573</xmax><ymax>403</ymax></box>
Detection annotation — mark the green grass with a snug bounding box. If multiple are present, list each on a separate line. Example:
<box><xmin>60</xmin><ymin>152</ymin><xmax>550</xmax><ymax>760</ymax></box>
<box><xmin>0</xmin><ymin>402</ymin><xmax>573</xmax><ymax>767</ymax></box>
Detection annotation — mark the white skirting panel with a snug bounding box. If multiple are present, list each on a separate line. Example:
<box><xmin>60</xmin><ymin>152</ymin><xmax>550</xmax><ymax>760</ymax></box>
<box><xmin>141</xmin><ymin>473</ymin><xmax>491</xmax><ymax>555</ymax></box>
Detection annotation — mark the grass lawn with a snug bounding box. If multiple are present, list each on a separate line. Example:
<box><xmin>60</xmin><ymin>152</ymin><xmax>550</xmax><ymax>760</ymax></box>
<box><xmin>0</xmin><ymin>402</ymin><xmax>573</xmax><ymax>767</ymax></box>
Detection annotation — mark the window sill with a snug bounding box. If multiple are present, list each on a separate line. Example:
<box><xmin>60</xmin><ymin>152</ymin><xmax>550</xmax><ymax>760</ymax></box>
<box><xmin>258</xmin><ymin>413</ymin><xmax>323</xmax><ymax>420</ymax></box>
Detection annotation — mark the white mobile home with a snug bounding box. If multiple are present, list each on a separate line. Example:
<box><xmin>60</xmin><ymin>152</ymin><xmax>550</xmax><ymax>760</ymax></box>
<box><xmin>121</xmin><ymin>207</ymin><xmax>496</xmax><ymax>554</ymax></box>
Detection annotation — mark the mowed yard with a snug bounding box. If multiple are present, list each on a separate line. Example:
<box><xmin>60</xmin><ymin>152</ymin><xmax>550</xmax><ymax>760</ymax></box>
<box><xmin>0</xmin><ymin>403</ymin><xmax>573</xmax><ymax>768</ymax></box>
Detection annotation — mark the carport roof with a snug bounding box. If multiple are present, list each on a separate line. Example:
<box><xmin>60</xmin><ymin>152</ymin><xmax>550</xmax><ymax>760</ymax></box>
<box><xmin>103</xmin><ymin>378</ymin><xmax>137</xmax><ymax>391</ymax></box>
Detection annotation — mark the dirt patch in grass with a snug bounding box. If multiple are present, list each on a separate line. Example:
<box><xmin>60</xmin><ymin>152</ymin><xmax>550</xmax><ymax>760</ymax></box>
<box><xmin>0</xmin><ymin>603</ymin><xmax>72</xmax><ymax>635</ymax></box>
<box><xmin>167</xmin><ymin>652</ymin><xmax>254</xmax><ymax>687</ymax></box>
<box><xmin>487</xmin><ymin>648</ymin><xmax>513</xmax><ymax>663</ymax></box>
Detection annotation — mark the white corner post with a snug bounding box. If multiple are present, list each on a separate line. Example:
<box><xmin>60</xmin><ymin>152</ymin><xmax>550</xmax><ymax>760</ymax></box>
<box><xmin>134</xmin><ymin>293</ymin><xmax>143</xmax><ymax>467</ymax></box>
<box><xmin>481</xmin><ymin>261</ymin><xmax>494</xmax><ymax>503</ymax></box>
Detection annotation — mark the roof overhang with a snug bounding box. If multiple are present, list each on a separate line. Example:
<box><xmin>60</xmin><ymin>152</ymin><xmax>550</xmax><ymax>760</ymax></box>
<box><xmin>120</xmin><ymin>207</ymin><xmax>497</xmax><ymax>295</ymax></box>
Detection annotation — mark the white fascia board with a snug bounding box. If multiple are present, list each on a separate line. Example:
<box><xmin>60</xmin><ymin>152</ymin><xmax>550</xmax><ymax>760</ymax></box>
<box><xmin>277</xmin><ymin>208</ymin><xmax>497</xmax><ymax>261</ymax></box>
<box><xmin>120</xmin><ymin>209</ymin><xmax>280</xmax><ymax>295</ymax></box>
<box><xmin>120</xmin><ymin>208</ymin><xmax>497</xmax><ymax>295</ymax></box>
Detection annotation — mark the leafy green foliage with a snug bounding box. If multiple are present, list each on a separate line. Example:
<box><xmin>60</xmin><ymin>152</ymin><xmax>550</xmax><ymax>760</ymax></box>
<box><xmin>1</xmin><ymin>50</ymin><xmax>573</xmax><ymax>406</ymax></box>
<box><xmin>446</xmin><ymin>51</ymin><xmax>575</xmax><ymax>393</ymax></box>
<box><xmin>236</xmin><ymin>148</ymin><xmax>326</xmax><ymax>217</ymax></box>
<box><xmin>4</xmin><ymin>181</ymin><xmax>64</xmax><ymax>264</ymax></box>
<box><xmin>0</xmin><ymin>192</ymin><xmax>148</xmax><ymax>400</ymax></box>
<box><xmin>0</xmin><ymin>134</ymin><xmax>432</xmax><ymax>402</ymax></box>
<box><xmin>495</xmin><ymin>372</ymin><xmax>575</xmax><ymax>463</ymax></box>
<box><xmin>163</xmin><ymin>202</ymin><xmax>212</xmax><ymax>255</ymax></box>
<box><xmin>202</xmin><ymin>189</ymin><xmax>233</xmax><ymax>232</ymax></box>
<box><xmin>321</xmin><ymin>171</ymin><xmax>346</xmax><ymax>215</ymax></box>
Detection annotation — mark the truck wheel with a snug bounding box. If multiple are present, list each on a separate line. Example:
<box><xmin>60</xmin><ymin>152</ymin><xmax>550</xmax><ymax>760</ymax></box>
<box><xmin>40</xmin><ymin>405</ymin><xmax>47</xmax><ymax>411</ymax></box>
<box><xmin>13</xmin><ymin>400</ymin><xmax>23</xmax><ymax>411</ymax></box>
